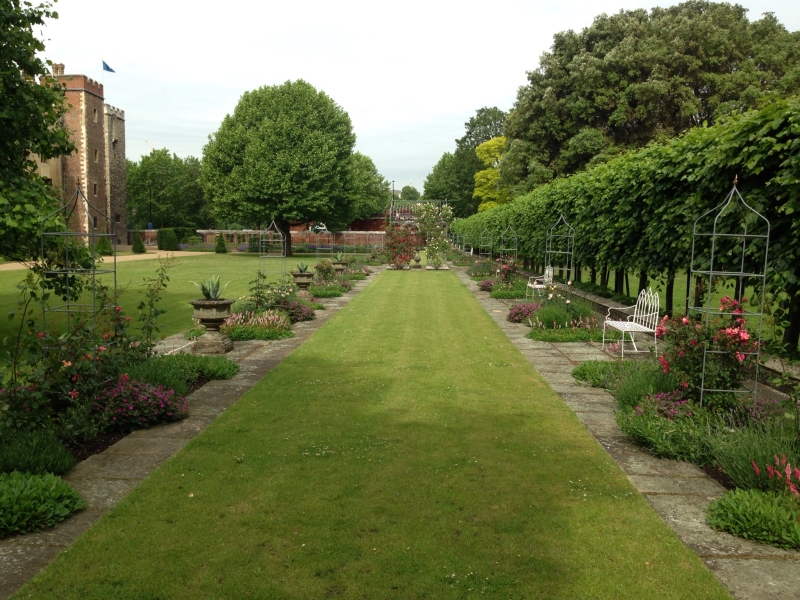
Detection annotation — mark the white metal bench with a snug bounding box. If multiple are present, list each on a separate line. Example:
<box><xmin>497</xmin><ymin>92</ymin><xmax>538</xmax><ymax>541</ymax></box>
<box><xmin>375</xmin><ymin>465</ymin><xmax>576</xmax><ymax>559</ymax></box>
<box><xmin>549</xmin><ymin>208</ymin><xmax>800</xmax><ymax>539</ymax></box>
<box><xmin>602</xmin><ymin>288</ymin><xmax>659</xmax><ymax>357</ymax></box>
<box><xmin>525</xmin><ymin>266</ymin><xmax>553</xmax><ymax>300</ymax></box>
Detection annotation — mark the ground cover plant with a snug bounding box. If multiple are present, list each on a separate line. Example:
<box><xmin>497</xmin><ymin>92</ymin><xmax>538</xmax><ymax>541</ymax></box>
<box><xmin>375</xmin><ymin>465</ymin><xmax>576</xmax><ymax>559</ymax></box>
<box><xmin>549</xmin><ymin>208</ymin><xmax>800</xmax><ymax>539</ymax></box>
<box><xmin>0</xmin><ymin>428</ymin><xmax>75</xmax><ymax>476</ymax></box>
<box><xmin>0</xmin><ymin>471</ymin><xmax>85</xmax><ymax>538</ymax></box>
<box><xmin>123</xmin><ymin>353</ymin><xmax>239</xmax><ymax>397</ymax></box>
<box><xmin>220</xmin><ymin>310</ymin><xmax>294</xmax><ymax>341</ymax></box>
<box><xmin>19</xmin><ymin>270</ymin><xmax>728</xmax><ymax>599</ymax></box>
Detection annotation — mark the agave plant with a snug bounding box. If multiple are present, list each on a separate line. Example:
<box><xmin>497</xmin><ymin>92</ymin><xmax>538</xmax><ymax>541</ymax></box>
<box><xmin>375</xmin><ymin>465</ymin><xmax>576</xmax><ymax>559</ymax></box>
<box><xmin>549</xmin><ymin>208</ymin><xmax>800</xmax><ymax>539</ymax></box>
<box><xmin>335</xmin><ymin>252</ymin><xmax>344</xmax><ymax>262</ymax></box>
<box><xmin>191</xmin><ymin>275</ymin><xmax>231</xmax><ymax>300</ymax></box>
<box><xmin>296</xmin><ymin>262</ymin><xmax>309</xmax><ymax>273</ymax></box>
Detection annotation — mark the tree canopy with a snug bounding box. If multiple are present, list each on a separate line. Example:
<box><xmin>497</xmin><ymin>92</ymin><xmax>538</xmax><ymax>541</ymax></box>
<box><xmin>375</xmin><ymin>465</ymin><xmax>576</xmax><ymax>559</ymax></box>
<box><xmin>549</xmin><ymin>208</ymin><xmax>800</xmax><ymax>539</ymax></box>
<box><xmin>423</xmin><ymin>107</ymin><xmax>507</xmax><ymax>217</ymax></box>
<box><xmin>201</xmin><ymin>80</ymin><xmax>356</xmax><ymax>241</ymax></box>
<box><xmin>0</xmin><ymin>0</ymin><xmax>74</xmax><ymax>261</ymax></box>
<box><xmin>400</xmin><ymin>185</ymin><xmax>420</xmax><ymax>202</ymax></box>
<box><xmin>349</xmin><ymin>152</ymin><xmax>391</xmax><ymax>220</ymax></box>
<box><xmin>473</xmin><ymin>137</ymin><xmax>511</xmax><ymax>212</ymax></box>
<box><xmin>502</xmin><ymin>1</ymin><xmax>800</xmax><ymax>194</ymax></box>
<box><xmin>127</xmin><ymin>149</ymin><xmax>208</xmax><ymax>230</ymax></box>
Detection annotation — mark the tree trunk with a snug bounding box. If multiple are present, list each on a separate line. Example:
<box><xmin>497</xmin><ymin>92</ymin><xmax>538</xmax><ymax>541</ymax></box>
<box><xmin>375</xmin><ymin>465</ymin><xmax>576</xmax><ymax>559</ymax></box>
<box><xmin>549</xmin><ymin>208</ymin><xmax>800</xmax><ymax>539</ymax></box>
<box><xmin>638</xmin><ymin>270</ymin><xmax>648</xmax><ymax>295</ymax></box>
<box><xmin>781</xmin><ymin>288</ymin><xmax>800</xmax><ymax>353</ymax></box>
<box><xmin>666</xmin><ymin>276</ymin><xmax>675</xmax><ymax>317</ymax></box>
<box><xmin>625</xmin><ymin>272</ymin><xmax>630</xmax><ymax>297</ymax></box>
<box><xmin>590</xmin><ymin>266</ymin><xmax>597</xmax><ymax>285</ymax></box>
<box><xmin>601</xmin><ymin>268</ymin><xmax>608</xmax><ymax>288</ymax></box>
<box><xmin>614</xmin><ymin>269</ymin><xmax>624</xmax><ymax>295</ymax></box>
<box><xmin>574</xmin><ymin>262</ymin><xmax>581</xmax><ymax>284</ymax></box>
<box><xmin>276</xmin><ymin>217</ymin><xmax>293</xmax><ymax>257</ymax></box>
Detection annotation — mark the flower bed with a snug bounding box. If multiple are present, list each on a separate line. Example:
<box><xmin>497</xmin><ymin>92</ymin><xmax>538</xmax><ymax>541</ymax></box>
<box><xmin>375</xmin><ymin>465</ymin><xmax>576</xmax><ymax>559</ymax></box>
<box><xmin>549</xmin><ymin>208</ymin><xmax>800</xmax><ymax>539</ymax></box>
<box><xmin>221</xmin><ymin>310</ymin><xmax>294</xmax><ymax>341</ymax></box>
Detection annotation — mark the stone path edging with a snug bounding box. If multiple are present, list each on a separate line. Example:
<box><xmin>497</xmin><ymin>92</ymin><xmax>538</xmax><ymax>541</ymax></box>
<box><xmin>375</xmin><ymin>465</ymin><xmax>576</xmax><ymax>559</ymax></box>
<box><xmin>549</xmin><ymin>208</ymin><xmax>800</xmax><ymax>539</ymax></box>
<box><xmin>452</xmin><ymin>266</ymin><xmax>800</xmax><ymax>600</ymax></box>
<box><xmin>0</xmin><ymin>268</ymin><xmax>384</xmax><ymax>600</ymax></box>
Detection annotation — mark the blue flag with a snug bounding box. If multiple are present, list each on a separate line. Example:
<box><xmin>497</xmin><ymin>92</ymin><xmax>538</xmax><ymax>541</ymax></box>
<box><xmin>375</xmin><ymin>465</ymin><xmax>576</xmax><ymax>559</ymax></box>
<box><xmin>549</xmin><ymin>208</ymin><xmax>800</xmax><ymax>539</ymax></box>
<box><xmin>102</xmin><ymin>61</ymin><xmax>115</xmax><ymax>73</ymax></box>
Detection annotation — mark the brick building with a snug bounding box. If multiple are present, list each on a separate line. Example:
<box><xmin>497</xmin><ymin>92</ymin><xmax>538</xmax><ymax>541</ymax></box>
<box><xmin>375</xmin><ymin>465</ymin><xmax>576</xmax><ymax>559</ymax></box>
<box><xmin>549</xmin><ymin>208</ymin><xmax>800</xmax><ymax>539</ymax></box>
<box><xmin>36</xmin><ymin>64</ymin><xmax>127</xmax><ymax>245</ymax></box>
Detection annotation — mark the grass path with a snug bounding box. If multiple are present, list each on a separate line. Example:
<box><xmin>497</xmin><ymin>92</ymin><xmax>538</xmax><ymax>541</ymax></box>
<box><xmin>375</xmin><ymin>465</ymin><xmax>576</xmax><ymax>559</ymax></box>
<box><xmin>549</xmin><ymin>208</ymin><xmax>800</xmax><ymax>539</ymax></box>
<box><xmin>18</xmin><ymin>271</ymin><xmax>728</xmax><ymax>599</ymax></box>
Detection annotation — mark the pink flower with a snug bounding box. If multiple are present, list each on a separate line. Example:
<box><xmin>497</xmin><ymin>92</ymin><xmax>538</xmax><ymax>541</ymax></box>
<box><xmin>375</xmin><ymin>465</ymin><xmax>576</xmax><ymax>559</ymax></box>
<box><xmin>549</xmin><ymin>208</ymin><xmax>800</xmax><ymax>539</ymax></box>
<box><xmin>681</xmin><ymin>317</ymin><xmax>689</xmax><ymax>325</ymax></box>
<box><xmin>67</xmin><ymin>389</ymin><xmax>79</xmax><ymax>399</ymax></box>
<box><xmin>735</xmin><ymin>352</ymin><xmax>746</xmax><ymax>363</ymax></box>
<box><xmin>689</xmin><ymin>339</ymin><xmax>698</xmax><ymax>347</ymax></box>
<box><xmin>751</xmin><ymin>461</ymin><xmax>760</xmax><ymax>477</ymax></box>
<box><xmin>38</xmin><ymin>332</ymin><xmax>45</xmax><ymax>338</ymax></box>
<box><xmin>62</xmin><ymin>360</ymin><xmax>72</xmax><ymax>368</ymax></box>
<box><xmin>115</xmin><ymin>306</ymin><xmax>122</xmax><ymax>312</ymax></box>
<box><xmin>658</xmin><ymin>355</ymin><xmax>669</xmax><ymax>374</ymax></box>
<box><xmin>98</xmin><ymin>346</ymin><xmax>107</xmax><ymax>351</ymax></box>
<box><xmin>739</xmin><ymin>330</ymin><xmax>750</xmax><ymax>341</ymax></box>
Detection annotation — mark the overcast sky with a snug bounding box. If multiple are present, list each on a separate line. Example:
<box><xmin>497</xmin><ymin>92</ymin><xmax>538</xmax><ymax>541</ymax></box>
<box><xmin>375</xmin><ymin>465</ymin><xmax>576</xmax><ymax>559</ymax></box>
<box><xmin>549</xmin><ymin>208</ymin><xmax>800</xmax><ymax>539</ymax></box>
<box><xmin>41</xmin><ymin>0</ymin><xmax>800</xmax><ymax>191</ymax></box>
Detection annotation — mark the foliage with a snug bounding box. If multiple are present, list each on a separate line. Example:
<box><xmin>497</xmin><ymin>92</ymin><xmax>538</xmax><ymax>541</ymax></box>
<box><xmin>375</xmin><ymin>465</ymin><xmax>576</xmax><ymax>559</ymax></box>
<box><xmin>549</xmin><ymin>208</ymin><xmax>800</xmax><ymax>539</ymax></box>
<box><xmin>572</xmin><ymin>360</ymin><xmax>628</xmax><ymax>388</ymax></box>
<box><xmin>711</xmin><ymin>423</ymin><xmax>800</xmax><ymax>492</ymax></box>
<box><xmin>307</xmin><ymin>283</ymin><xmax>344</xmax><ymax>298</ymax></box>
<box><xmin>214</xmin><ymin>233</ymin><xmax>227</xmax><ymax>254</ymax></box>
<box><xmin>313</xmin><ymin>259</ymin><xmax>336</xmax><ymax>282</ymax></box>
<box><xmin>0</xmin><ymin>428</ymin><xmax>74</xmax><ymax>476</ymax></box>
<box><xmin>529</xmin><ymin>296</ymin><xmax>595</xmax><ymax>329</ymax></box>
<box><xmin>466</xmin><ymin>260</ymin><xmax>494</xmax><ymax>279</ymax></box>
<box><xmin>349</xmin><ymin>151</ymin><xmax>390</xmax><ymax>220</ymax></box>
<box><xmin>400</xmin><ymin>185</ymin><xmax>420</xmax><ymax>202</ymax></box>
<box><xmin>201</xmin><ymin>80</ymin><xmax>357</xmax><ymax>238</ymax></box>
<box><xmin>497</xmin><ymin>258</ymin><xmax>518</xmax><ymax>286</ymax></box>
<box><xmin>132</xmin><ymin>233</ymin><xmax>146</xmax><ymax>254</ymax></box>
<box><xmin>503</xmin><ymin>2</ymin><xmax>800</xmax><ymax>191</ymax></box>
<box><xmin>474</xmin><ymin>136</ymin><xmax>511</xmax><ymax>211</ymax></box>
<box><xmin>160</xmin><ymin>229</ymin><xmax>179</xmax><ymax>251</ymax></box>
<box><xmin>616</xmin><ymin>401</ymin><xmax>720</xmax><ymax>465</ymax></box>
<box><xmin>124</xmin><ymin>353</ymin><xmax>239</xmax><ymax>397</ymax></box>
<box><xmin>275</xmin><ymin>299</ymin><xmax>316</xmax><ymax>323</ymax></box>
<box><xmin>507</xmin><ymin>302</ymin><xmax>540</xmax><ymax>323</ymax></box>
<box><xmin>414</xmin><ymin>203</ymin><xmax>454</xmax><ymax>269</ymax></box>
<box><xmin>423</xmin><ymin>107</ymin><xmax>507</xmax><ymax>217</ymax></box>
<box><xmin>0</xmin><ymin>0</ymin><xmax>75</xmax><ymax>261</ymax></box>
<box><xmin>221</xmin><ymin>310</ymin><xmax>294</xmax><ymax>341</ymax></box>
<box><xmin>490</xmin><ymin>279</ymin><xmax>528</xmax><ymax>299</ymax></box>
<box><xmin>385</xmin><ymin>222</ymin><xmax>415</xmax><ymax>269</ymax></box>
<box><xmin>452</xmin><ymin>97</ymin><xmax>800</xmax><ymax>351</ymax></box>
<box><xmin>0</xmin><ymin>471</ymin><xmax>85</xmax><ymax>538</ymax></box>
<box><xmin>611</xmin><ymin>362</ymin><xmax>681</xmax><ymax>410</ymax></box>
<box><xmin>191</xmin><ymin>274</ymin><xmax>230</xmax><ymax>300</ymax></box>
<box><xmin>526</xmin><ymin>328</ymin><xmax>608</xmax><ymax>343</ymax></box>
<box><xmin>657</xmin><ymin>297</ymin><xmax>757</xmax><ymax>405</ymax></box>
<box><xmin>94</xmin><ymin>236</ymin><xmax>113</xmax><ymax>256</ymax></box>
<box><xmin>707</xmin><ymin>489</ymin><xmax>800</xmax><ymax>550</ymax></box>
<box><xmin>478</xmin><ymin>279</ymin><xmax>495</xmax><ymax>292</ymax></box>
<box><xmin>138</xmin><ymin>258</ymin><xmax>175</xmax><ymax>349</ymax></box>
<box><xmin>295</xmin><ymin>262</ymin><xmax>309</xmax><ymax>273</ymax></box>
<box><xmin>127</xmin><ymin>149</ymin><xmax>209</xmax><ymax>229</ymax></box>
<box><xmin>98</xmin><ymin>374</ymin><xmax>188</xmax><ymax>431</ymax></box>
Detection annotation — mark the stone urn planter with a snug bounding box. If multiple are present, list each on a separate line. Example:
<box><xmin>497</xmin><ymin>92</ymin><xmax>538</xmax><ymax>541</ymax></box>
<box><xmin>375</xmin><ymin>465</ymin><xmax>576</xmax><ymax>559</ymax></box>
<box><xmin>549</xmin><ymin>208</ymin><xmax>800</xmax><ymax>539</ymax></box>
<box><xmin>189</xmin><ymin>299</ymin><xmax>235</xmax><ymax>354</ymax></box>
<box><xmin>333</xmin><ymin>261</ymin><xmax>347</xmax><ymax>274</ymax></box>
<box><xmin>291</xmin><ymin>271</ymin><xmax>314</xmax><ymax>290</ymax></box>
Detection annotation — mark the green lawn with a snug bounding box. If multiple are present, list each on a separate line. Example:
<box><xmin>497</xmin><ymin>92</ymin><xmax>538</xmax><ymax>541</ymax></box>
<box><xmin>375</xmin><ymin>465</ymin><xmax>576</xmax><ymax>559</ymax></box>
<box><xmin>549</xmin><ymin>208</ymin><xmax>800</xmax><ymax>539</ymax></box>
<box><xmin>0</xmin><ymin>254</ymin><xmax>288</xmax><ymax>348</ymax></box>
<box><xmin>16</xmin><ymin>270</ymin><xmax>728</xmax><ymax>599</ymax></box>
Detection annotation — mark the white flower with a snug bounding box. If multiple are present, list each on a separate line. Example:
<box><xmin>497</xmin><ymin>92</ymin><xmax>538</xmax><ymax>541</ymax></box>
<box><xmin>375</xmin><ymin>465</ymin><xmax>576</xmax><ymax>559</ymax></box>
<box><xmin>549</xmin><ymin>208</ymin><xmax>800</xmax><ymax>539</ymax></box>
<box><xmin>566</xmin><ymin>300</ymin><xmax>571</xmax><ymax>304</ymax></box>
<box><xmin>567</xmin><ymin>280</ymin><xmax>572</xmax><ymax>285</ymax></box>
<box><xmin>548</xmin><ymin>294</ymin><xmax>553</xmax><ymax>299</ymax></box>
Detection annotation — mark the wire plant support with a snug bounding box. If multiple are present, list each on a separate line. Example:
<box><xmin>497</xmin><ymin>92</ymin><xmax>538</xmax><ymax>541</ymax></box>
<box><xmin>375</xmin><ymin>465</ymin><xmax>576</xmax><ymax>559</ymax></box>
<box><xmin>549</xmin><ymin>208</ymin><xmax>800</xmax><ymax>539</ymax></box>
<box><xmin>498</xmin><ymin>225</ymin><xmax>518</xmax><ymax>267</ymax></box>
<box><xmin>258</xmin><ymin>219</ymin><xmax>287</xmax><ymax>289</ymax></box>
<box><xmin>39</xmin><ymin>187</ymin><xmax>117</xmax><ymax>333</ymax></box>
<box><xmin>687</xmin><ymin>179</ymin><xmax>770</xmax><ymax>407</ymax></box>
<box><xmin>479</xmin><ymin>229</ymin><xmax>493</xmax><ymax>263</ymax></box>
<box><xmin>314</xmin><ymin>226</ymin><xmax>333</xmax><ymax>263</ymax></box>
<box><xmin>545</xmin><ymin>214</ymin><xmax>575</xmax><ymax>282</ymax></box>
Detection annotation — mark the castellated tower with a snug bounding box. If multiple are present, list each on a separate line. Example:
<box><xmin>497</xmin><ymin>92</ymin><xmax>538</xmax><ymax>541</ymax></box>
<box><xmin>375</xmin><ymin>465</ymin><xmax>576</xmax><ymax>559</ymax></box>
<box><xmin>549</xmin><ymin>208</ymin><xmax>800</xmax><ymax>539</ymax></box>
<box><xmin>50</xmin><ymin>63</ymin><xmax>108</xmax><ymax>237</ymax></box>
<box><xmin>104</xmin><ymin>105</ymin><xmax>127</xmax><ymax>244</ymax></box>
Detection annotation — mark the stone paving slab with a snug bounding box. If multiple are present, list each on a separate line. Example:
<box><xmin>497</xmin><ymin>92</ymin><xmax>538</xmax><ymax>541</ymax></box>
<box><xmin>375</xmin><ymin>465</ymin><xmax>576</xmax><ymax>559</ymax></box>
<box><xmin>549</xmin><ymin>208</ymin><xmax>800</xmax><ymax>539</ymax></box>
<box><xmin>451</xmin><ymin>264</ymin><xmax>800</xmax><ymax>599</ymax></box>
<box><xmin>0</xmin><ymin>267</ymin><xmax>385</xmax><ymax>600</ymax></box>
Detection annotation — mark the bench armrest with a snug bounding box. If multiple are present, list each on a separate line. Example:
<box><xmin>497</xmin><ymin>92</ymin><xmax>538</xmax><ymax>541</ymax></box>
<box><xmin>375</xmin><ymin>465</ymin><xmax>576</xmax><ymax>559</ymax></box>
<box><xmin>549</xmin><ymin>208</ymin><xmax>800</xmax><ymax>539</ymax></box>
<box><xmin>605</xmin><ymin>303</ymin><xmax>637</xmax><ymax>321</ymax></box>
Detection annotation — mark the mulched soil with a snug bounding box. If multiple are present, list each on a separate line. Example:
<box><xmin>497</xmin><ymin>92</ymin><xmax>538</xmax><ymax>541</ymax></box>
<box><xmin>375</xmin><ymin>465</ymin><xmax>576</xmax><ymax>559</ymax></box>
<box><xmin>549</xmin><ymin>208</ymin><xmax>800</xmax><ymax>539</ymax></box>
<box><xmin>701</xmin><ymin>463</ymin><xmax>735</xmax><ymax>491</ymax></box>
<box><xmin>63</xmin><ymin>431</ymin><xmax>128</xmax><ymax>464</ymax></box>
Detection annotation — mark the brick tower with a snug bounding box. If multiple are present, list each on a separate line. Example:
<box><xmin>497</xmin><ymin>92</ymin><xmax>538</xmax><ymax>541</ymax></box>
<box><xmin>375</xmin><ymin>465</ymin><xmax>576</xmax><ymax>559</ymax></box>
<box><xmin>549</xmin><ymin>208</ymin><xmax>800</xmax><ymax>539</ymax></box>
<box><xmin>104</xmin><ymin>105</ymin><xmax>127</xmax><ymax>244</ymax></box>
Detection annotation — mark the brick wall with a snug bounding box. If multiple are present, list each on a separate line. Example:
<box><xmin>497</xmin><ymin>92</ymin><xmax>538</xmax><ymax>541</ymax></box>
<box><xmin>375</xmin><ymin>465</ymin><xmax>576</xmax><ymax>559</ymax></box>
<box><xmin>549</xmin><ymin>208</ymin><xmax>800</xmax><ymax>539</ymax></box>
<box><xmin>104</xmin><ymin>105</ymin><xmax>127</xmax><ymax>245</ymax></box>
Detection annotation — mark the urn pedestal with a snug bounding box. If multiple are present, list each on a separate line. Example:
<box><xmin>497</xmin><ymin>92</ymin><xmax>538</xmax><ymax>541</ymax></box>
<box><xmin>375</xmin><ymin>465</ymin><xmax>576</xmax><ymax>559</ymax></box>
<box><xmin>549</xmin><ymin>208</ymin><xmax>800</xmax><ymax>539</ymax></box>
<box><xmin>291</xmin><ymin>271</ymin><xmax>314</xmax><ymax>290</ymax></box>
<box><xmin>333</xmin><ymin>261</ymin><xmax>347</xmax><ymax>274</ymax></box>
<box><xmin>189</xmin><ymin>299</ymin><xmax>235</xmax><ymax>354</ymax></box>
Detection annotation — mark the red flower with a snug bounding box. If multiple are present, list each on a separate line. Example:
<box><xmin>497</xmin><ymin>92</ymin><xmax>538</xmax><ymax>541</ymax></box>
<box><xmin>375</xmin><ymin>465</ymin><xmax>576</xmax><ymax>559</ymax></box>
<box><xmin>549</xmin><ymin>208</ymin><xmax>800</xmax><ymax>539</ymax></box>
<box><xmin>67</xmin><ymin>389</ymin><xmax>79</xmax><ymax>399</ymax></box>
<box><xmin>751</xmin><ymin>461</ymin><xmax>760</xmax><ymax>477</ymax></box>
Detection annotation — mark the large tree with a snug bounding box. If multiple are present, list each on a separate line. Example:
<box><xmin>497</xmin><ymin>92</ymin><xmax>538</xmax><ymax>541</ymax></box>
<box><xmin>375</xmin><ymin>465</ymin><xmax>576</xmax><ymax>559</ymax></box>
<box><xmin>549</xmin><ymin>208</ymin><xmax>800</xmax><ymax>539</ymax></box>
<box><xmin>400</xmin><ymin>185</ymin><xmax>420</xmax><ymax>202</ymax></box>
<box><xmin>423</xmin><ymin>107</ymin><xmax>506</xmax><ymax>217</ymax></box>
<box><xmin>349</xmin><ymin>152</ymin><xmax>391</xmax><ymax>220</ymax></box>
<box><xmin>127</xmin><ymin>149</ymin><xmax>208</xmax><ymax>230</ymax></box>
<box><xmin>201</xmin><ymin>80</ymin><xmax>356</xmax><ymax>253</ymax></box>
<box><xmin>473</xmin><ymin>137</ymin><xmax>511</xmax><ymax>212</ymax></box>
<box><xmin>0</xmin><ymin>0</ymin><xmax>74</xmax><ymax>261</ymax></box>
<box><xmin>503</xmin><ymin>1</ymin><xmax>800</xmax><ymax>193</ymax></box>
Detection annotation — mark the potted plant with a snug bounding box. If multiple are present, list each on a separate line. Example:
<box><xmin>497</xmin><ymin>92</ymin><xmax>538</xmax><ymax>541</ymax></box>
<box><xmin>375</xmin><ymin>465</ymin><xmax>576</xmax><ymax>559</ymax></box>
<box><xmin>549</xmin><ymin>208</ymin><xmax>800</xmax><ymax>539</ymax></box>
<box><xmin>189</xmin><ymin>275</ymin><xmax>234</xmax><ymax>354</ymax></box>
<box><xmin>291</xmin><ymin>261</ymin><xmax>314</xmax><ymax>290</ymax></box>
<box><xmin>333</xmin><ymin>252</ymin><xmax>347</xmax><ymax>273</ymax></box>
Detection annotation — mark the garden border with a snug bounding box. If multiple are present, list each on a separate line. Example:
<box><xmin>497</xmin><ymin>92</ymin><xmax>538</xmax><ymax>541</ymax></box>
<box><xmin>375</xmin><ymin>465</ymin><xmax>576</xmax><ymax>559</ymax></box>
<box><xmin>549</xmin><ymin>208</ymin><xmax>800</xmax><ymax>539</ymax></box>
<box><xmin>452</xmin><ymin>264</ymin><xmax>800</xmax><ymax>600</ymax></box>
<box><xmin>0</xmin><ymin>267</ymin><xmax>385</xmax><ymax>600</ymax></box>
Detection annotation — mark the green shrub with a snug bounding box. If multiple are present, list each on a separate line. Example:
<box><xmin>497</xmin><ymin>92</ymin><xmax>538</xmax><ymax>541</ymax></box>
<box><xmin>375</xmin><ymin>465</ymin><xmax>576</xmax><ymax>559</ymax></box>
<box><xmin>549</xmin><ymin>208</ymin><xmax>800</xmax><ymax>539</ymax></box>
<box><xmin>707</xmin><ymin>489</ymin><xmax>800</xmax><ymax>549</ymax></box>
<box><xmin>616</xmin><ymin>404</ymin><xmax>720</xmax><ymax>466</ymax></box>
<box><xmin>94</xmin><ymin>236</ymin><xmax>113</xmax><ymax>256</ymax></box>
<box><xmin>161</xmin><ymin>229</ymin><xmax>179</xmax><ymax>251</ymax></box>
<box><xmin>308</xmin><ymin>283</ymin><xmax>344</xmax><ymax>298</ymax></box>
<box><xmin>0</xmin><ymin>429</ymin><xmax>75</xmax><ymax>475</ymax></box>
<box><xmin>711</xmin><ymin>422</ymin><xmax>800</xmax><ymax>491</ymax></box>
<box><xmin>612</xmin><ymin>362</ymin><xmax>680</xmax><ymax>410</ymax></box>
<box><xmin>467</xmin><ymin>261</ymin><xmax>494</xmax><ymax>279</ymax></box>
<box><xmin>526</xmin><ymin>328</ymin><xmax>607</xmax><ymax>342</ymax></box>
<box><xmin>0</xmin><ymin>471</ymin><xmax>85</xmax><ymax>538</ymax></box>
<box><xmin>490</xmin><ymin>279</ymin><xmax>528</xmax><ymax>299</ymax></box>
<box><xmin>572</xmin><ymin>360</ymin><xmax>621</xmax><ymax>388</ymax></box>
<box><xmin>132</xmin><ymin>233</ymin><xmax>146</xmax><ymax>254</ymax></box>
<box><xmin>124</xmin><ymin>353</ymin><xmax>239</xmax><ymax>396</ymax></box>
<box><xmin>215</xmin><ymin>234</ymin><xmax>227</xmax><ymax>254</ymax></box>
<box><xmin>187</xmin><ymin>235</ymin><xmax>202</xmax><ymax>244</ymax></box>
